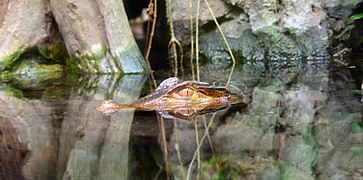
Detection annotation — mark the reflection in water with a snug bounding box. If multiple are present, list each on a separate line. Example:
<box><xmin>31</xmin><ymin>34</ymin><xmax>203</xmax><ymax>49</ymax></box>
<box><xmin>98</xmin><ymin>100</ymin><xmax>243</xmax><ymax>121</ymax></box>
<box><xmin>0</xmin><ymin>84</ymin><xmax>62</xmax><ymax>179</ymax></box>
<box><xmin>0</xmin><ymin>59</ymin><xmax>362</xmax><ymax>179</ymax></box>
<box><xmin>157</xmin><ymin>107</ymin><xmax>225</xmax><ymax>120</ymax></box>
<box><xmin>0</xmin><ymin>118</ymin><xmax>28</xmax><ymax>180</ymax></box>
<box><xmin>57</xmin><ymin>74</ymin><xmax>147</xmax><ymax>179</ymax></box>
<box><xmin>0</xmin><ymin>74</ymin><xmax>148</xmax><ymax>180</ymax></box>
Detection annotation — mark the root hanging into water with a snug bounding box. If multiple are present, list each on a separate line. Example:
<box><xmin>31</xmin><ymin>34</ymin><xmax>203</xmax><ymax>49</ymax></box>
<box><xmin>189</xmin><ymin>0</ymin><xmax>195</xmax><ymax>80</ymax></box>
<box><xmin>144</xmin><ymin>0</ymin><xmax>153</xmax><ymax>55</ymax></box>
<box><xmin>144</xmin><ymin>0</ymin><xmax>158</xmax><ymax>88</ymax></box>
<box><xmin>186</xmin><ymin>113</ymin><xmax>217</xmax><ymax>180</ymax></box>
<box><xmin>228</xmin><ymin>84</ymin><xmax>247</xmax><ymax>96</ymax></box>
<box><xmin>195</xmin><ymin>0</ymin><xmax>201</xmax><ymax>81</ymax></box>
<box><xmin>203</xmin><ymin>116</ymin><xmax>214</xmax><ymax>153</ymax></box>
<box><xmin>194</xmin><ymin>119</ymin><xmax>201</xmax><ymax>179</ymax></box>
<box><xmin>158</xmin><ymin>115</ymin><xmax>170</xmax><ymax>179</ymax></box>
<box><xmin>173</xmin><ymin>119</ymin><xmax>186</xmax><ymax>179</ymax></box>
<box><xmin>167</xmin><ymin>37</ymin><xmax>184</xmax><ymax>79</ymax></box>
<box><xmin>166</xmin><ymin>0</ymin><xmax>184</xmax><ymax>78</ymax></box>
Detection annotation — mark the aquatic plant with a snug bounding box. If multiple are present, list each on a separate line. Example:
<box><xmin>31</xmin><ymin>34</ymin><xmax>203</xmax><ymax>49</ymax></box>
<box><xmin>349</xmin><ymin>0</ymin><xmax>363</xmax><ymax>22</ymax></box>
<box><xmin>349</xmin><ymin>12</ymin><xmax>363</xmax><ymax>22</ymax></box>
<box><xmin>349</xmin><ymin>0</ymin><xmax>363</xmax><ymax>48</ymax></box>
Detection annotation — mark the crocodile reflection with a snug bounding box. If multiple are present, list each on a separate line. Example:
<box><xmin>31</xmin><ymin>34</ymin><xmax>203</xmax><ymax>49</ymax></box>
<box><xmin>97</xmin><ymin>77</ymin><xmax>245</xmax><ymax>119</ymax></box>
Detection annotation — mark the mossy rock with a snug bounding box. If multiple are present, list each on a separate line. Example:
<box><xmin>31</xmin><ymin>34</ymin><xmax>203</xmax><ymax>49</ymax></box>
<box><xmin>1</xmin><ymin>41</ymin><xmax>69</xmax><ymax>71</ymax></box>
<box><xmin>200</xmin><ymin>155</ymin><xmax>283</xmax><ymax>179</ymax></box>
<box><xmin>38</xmin><ymin>41</ymin><xmax>69</xmax><ymax>64</ymax></box>
<box><xmin>2</xmin><ymin>57</ymin><xmax>64</xmax><ymax>89</ymax></box>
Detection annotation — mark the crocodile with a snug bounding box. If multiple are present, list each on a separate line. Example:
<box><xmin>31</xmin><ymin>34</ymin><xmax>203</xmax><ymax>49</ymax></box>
<box><xmin>97</xmin><ymin>77</ymin><xmax>246</xmax><ymax>119</ymax></box>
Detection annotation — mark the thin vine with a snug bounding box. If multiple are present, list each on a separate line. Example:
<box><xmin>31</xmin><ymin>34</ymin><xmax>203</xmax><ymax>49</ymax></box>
<box><xmin>189</xmin><ymin>0</ymin><xmax>195</xmax><ymax>80</ymax></box>
<box><xmin>196</xmin><ymin>0</ymin><xmax>201</xmax><ymax>81</ymax></box>
<box><xmin>144</xmin><ymin>0</ymin><xmax>158</xmax><ymax>88</ymax></box>
<box><xmin>166</xmin><ymin>0</ymin><xmax>183</xmax><ymax>77</ymax></box>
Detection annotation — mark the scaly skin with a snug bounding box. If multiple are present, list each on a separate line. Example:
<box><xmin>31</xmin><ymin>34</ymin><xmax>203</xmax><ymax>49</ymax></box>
<box><xmin>97</xmin><ymin>77</ymin><xmax>245</xmax><ymax>116</ymax></box>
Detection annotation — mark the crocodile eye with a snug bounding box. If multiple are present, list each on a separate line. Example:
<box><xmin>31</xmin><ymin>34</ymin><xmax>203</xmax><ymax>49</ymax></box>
<box><xmin>177</xmin><ymin>88</ymin><xmax>194</xmax><ymax>97</ymax></box>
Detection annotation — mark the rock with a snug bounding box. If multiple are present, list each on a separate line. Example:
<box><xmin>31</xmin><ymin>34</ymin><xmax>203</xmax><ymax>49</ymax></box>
<box><xmin>0</xmin><ymin>0</ymin><xmax>52</xmax><ymax>69</ymax></box>
<box><xmin>0</xmin><ymin>0</ymin><xmax>147</xmax><ymax>74</ymax></box>
<box><xmin>0</xmin><ymin>91</ymin><xmax>60</xmax><ymax>180</ymax></box>
<box><xmin>169</xmin><ymin>0</ymin><xmax>354</xmax><ymax>65</ymax></box>
<box><xmin>212</xmin><ymin>119</ymin><xmax>276</xmax><ymax>155</ymax></box>
<box><xmin>316</xmin><ymin>147</ymin><xmax>363</xmax><ymax>179</ymax></box>
<box><xmin>208</xmin><ymin>58</ymin><xmax>363</xmax><ymax>179</ymax></box>
<box><xmin>2</xmin><ymin>56</ymin><xmax>64</xmax><ymax>90</ymax></box>
<box><xmin>200</xmin><ymin>155</ymin><xmax>283</xmax><ymax>179</ymax></box>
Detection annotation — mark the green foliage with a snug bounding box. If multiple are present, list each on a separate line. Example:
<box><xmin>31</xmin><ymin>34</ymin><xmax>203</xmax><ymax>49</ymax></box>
<box><xmin>351</xmin><ymin>89</ymin><xmax>363</xmax><ymax>95</ymax></box>
<box><xmin>350</xmin><ymin>1</ymin><xmax>363</xmax><ymax>48</ymax></box>
<box><xmin>349</xmin><ymin>0</ymin><xmax>363</xmax><ymax>22</ymax></box>
<box><xmin>348</xmin><ymin>0</ymin><xmax>363</xmax><ymax>23</ymax></box>
<box><xmin>348</xmin><ymin>13</ymin><xmax>363</xmax><ymax>23</ymax></box>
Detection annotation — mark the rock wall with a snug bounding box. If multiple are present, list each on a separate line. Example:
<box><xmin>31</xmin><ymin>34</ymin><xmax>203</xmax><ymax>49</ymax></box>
<box><xmin>169</xmin><ymin>0</ymin><xmax>354</xmax><ymax>64</ymax></box>
<box><xmin>164</xmin><ymin>58</ymin><xmax>363</xmax><ymax>179</ymax></box>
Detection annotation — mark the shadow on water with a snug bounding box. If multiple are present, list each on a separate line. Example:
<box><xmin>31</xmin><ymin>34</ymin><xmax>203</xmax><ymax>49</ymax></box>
<box><xmin>0</xmin><ymin>58</ymin><xmax>363</xmax><ymax>179</ymax></box>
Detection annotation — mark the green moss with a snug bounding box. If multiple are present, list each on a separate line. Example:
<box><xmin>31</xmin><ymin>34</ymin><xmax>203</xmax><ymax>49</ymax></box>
<box><xmin>1</xmin><ymin>86</ymin><xmax>24</xmax><ymax>99</ymax></box>
<box><xmin>201</xmin><ymin>156</ymin><xmax>255</xmax><ymax>179</ymax></box>
<box><xmin>1</xmin><ymin>41</ymin><xmax>70</xmax><ymax>71</ymax></box>
<box><xmin>0</xmin><ymin>48</ymin><xmax>28</xmax><ymax>69</ymax></box>
<box><xmin>12</xmin><ymin>62</ymin><xmax>64</xmax><ymax>87</ymax></box>
<box><xmin>0</xmin><ymin>57</ymin><xmax>65</xmax><ymax>89</ymax></box>
<box><xmin>200</xmin><ymin>155</ymin><xmax>286</xmax><ymax>179</ymax></box>
<box><xmin>76</xmin><ymin>45</ymin><xmax>109</xmax><ymax>59</ymax></box>
<box><xmin>66</xmin><ymin>57</ymin><xmax>80</xmax><ymax>75</ymax></box>
<box><xmin>72</xmin><ymin>45</ymin><xmax>111</xmax><ymax>73</ymax></box>
<box><xmin>1</xmin><ymin>41</ymin><xmax>146</xmax><ymax>75</ymax></box>
<box><xmin>38</xmin><ymin>41</ymin><xmax>69</xmax><ymax>63</ymax></box>
<box><xmin>351</xmin><ymin>122</ymin><xmax>363</xmax><ymax>133</ymax></box>
<box><xmin>15</xmin><ymin>63</ymin><xmax>63</xmax><ymax>76</ymax></box>
<box><xmin>112</xmin><ymin>43</ymin><xmax>148</xmax><ymax>74</ymax></box>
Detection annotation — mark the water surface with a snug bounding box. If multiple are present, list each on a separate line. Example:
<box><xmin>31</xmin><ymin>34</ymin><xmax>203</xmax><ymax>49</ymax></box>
<box><xmin>0</xmin><ymin>58</ymin><xmax>362</xmax><ymax>179</ymax></box>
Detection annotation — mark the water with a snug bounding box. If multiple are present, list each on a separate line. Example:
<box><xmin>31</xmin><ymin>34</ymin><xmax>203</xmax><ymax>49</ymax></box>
<box><xmin>0</xmin><ymin>58</ymin><xmax>362</xmax><ymax>179</ymax></box>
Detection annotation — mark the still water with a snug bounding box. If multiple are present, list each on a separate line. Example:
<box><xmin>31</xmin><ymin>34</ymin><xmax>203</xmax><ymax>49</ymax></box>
<box><xmin>0</xmin><ymin>58</ymin><xmax>362</xmax><ymax>179</ymax></box>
